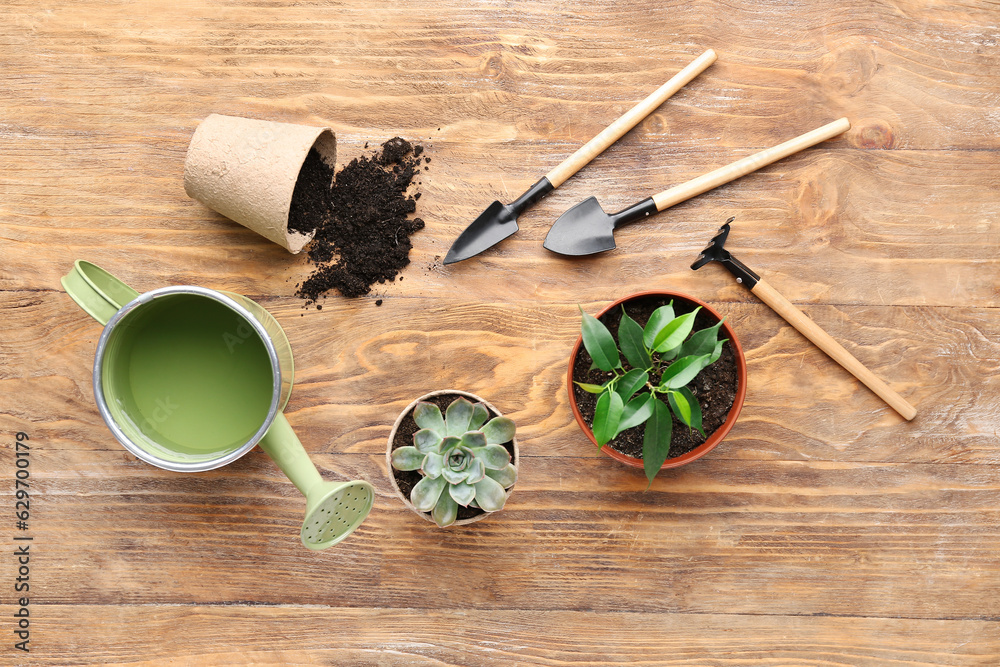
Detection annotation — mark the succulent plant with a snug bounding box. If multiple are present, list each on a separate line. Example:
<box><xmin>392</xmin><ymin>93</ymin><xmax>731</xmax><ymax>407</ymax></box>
<box><xmin>391</xmin><ymin>397</ymin><xmax>517</xmax><ymax>527</ymax></box>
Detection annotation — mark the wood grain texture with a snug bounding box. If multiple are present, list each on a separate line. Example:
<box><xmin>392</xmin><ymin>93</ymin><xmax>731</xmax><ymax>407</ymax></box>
<box><xmin>1</xmin><ymin>0</ymin><xmax>999</xmax><ymax>664</ymax></box>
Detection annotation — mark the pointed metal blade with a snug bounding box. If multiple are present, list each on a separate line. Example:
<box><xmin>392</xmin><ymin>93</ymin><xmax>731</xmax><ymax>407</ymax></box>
<box><xmin>542</xmin><ymin>197</ymin><xmax>616</xmax><ymax>256</ymax></box>
<box><xmin>443</xmin><ymin>201</ymin><xmax>519</xmax><ymax>265</ymax></box>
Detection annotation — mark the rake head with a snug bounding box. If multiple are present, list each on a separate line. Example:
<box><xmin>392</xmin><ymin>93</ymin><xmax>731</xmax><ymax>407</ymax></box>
<box><xmin>691</xmin><ymin>217</ymin><xmax>735</xmax><ymax>270</ymax></box>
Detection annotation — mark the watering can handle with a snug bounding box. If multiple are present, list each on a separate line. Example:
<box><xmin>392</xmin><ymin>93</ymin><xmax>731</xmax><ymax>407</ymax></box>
<box><xmin>61</xmin><ymin>260</ymin><xmax>141</xmax><ymax>326</ymax></box>
<box><xmin>258</xmin><ymin>412</ymin><xmax>325</xmax><ymax>497</ymax></box>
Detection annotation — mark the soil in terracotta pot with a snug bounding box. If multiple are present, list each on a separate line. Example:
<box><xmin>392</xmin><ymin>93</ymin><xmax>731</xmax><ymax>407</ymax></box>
<box><xmin>390</xmin><ymin>394</ymin><xmax>516</xmax><ymax>523</ymax></box>
<box><xmin>572</xmin><ymin>295</ymin><xmax>739</xmax><ymax>460</ymax></box>
<box><xmin>290</xmin><ymin>137</ymin><xmax>428</xmax><ymax>304</ymax></box>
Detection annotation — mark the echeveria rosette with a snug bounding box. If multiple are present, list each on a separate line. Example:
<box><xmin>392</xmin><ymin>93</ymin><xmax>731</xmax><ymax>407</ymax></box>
<box><xmin>577</xmin><ymin>302</ymin><xmax>728</xmax><ymax>486</ymax></box>
<box><xmin>391</xmin><ymin>397</ymin><xmax>517</xmax><ymax>527</ymax></box>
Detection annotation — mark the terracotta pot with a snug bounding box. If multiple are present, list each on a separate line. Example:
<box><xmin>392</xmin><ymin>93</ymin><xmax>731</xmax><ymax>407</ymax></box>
<box><xmin>387</xmin><ymin>389</ymin><xmax>519</xmax><ymax>526</ymax></box>
<box><xmin>567</xmin><ymin>291</ymin><xmax>747</xmax><ymax>470</ymax></box>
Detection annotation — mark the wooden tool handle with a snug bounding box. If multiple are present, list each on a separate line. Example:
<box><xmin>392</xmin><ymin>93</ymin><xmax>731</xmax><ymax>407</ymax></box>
<box><xmin>544</xmin><ymin>49</ymin><xmax>717</xmax><ymax>188</ymax></box>
<box><xmin>751</xmin><ymin>279</ymin><xmax>917</xmax><ymax>421</ymax></box>
<box><xmin>651</xmin><ymin>117</ymin><xmax>851</xmax><ymax>211</ymax></box>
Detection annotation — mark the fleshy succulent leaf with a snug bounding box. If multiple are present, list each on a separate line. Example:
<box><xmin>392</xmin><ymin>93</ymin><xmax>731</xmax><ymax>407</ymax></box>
<box><xmin>677</xmin><ymin>386</ymin><xmax>704</xmax><ymax>436</ymax></box>
<box><xmin>413</xmin><ymin>428</ymin><xmax>443</xmax><ymax>454</ymax></box>
<box><xmin>431</xmin><ymin>492</ymin><xmax>458</xmax><ymax>527</ymax></box>
<box><xmin>390</xmin><ymin>446</ymin><xmax>425</xmax><ymax>471</ymax></box>
<box><xmin>616</xmin><ymin>392</ymin><xmax>655</xmax><ymax>435</ymax></box>
<box><xmin>445</xmin><ymin>397</ymin><xmax>475</xmax><ymax>436</ymax></box>
<box><xmin>469</xmin><ymin>403</ymin><xmax>490</xmax><ymax>431</ymax></box>
<box><xmin>652</xmin><ymin>308</ymin><xmax>701</xmax><ymax>356</ymax></box>
<box><xmin>411</xmin><ymin>475</ymin><xmax>447</xmax><ymax>512</ymax></box>
<box><xmin>642</xmin><ymin>398</ymin><xmax>673</xmax><ymax>487</ymax></box>
<box><xmin>461</xmin><ymin>431</ymin><xmax>487</xmax><ymax>449</ymax></box>
<box><xmin>473</xmin><ymin>443</ymin><xmax>511</xmax><ymax>470</ymax></box>
<box><xmin>442</xmin><ymin>466</ymin><xmax>469</xmax><ymax>485</ymax></box>
<box><xmin>658</xmin><ymin>353</ymin><xmax>712</xmax><ymax>390</ymax></box>
<box><xmin>485</xmin><ymin>463</ymin><xmax>517</xmax><ymax>488</ymax></box>
<box><xmin>574</xmin><ymin>381</ymin><xmax>606</xmax><ymax>394</ymax></box>
<box><xmin>618</xmin><ymin>309</ymin><xmax>651</xmax><ymax>370</ymax></box>
<box><xmin>482</xmin><ymin>416</ymin><xmax>516</xmax><ymax>445</ymax></box>
<box><xmin>615</xmin><ymin>368</ymin><xmax>649</xmax><ymax>403</ymax></box>
<box><xmin>642</xmin><ymin>302</ymin><xmax>675</xmax><ymax>348</ymax></box>
<box><xmin>677</xmin><ymin>319</ymin><xmax>725</xmax><ymax>360</ymax></box>
<box><xmin>473</xmin><ymin>475</ymin><xmax>507</xmax><ymax>512</ymax></box>
<box><xmin>449</xmin><ymin>481</ymin><xmax>477</xmax><ymax>507</ymax></box>
<box><xmin>413</xmin><ymin>402</ymin><xmax>445</xmax><ymax>432</ymax></box>
<box><xmin>580</xmin><ymin>308</ymin><xmax>621</xmax><ymax>372</ymax></box>
<box><xmin>421</xmin><ymin>451</ymin><xmax>445</xmax><ymax>477</ymax></box>
<box><xmin>465</xmin><ymin>457</ymin><xmax>486</xmax><ymax>484</ymax></box>
<box><xmin>438</xmin><ymin>435</ymin><xmax>462</xmax><ymax>453</ymax></box>
<box><xmin>592</xmin><ymin>390</ymin><xmax>624</xmax><ymax>447</ymax></box>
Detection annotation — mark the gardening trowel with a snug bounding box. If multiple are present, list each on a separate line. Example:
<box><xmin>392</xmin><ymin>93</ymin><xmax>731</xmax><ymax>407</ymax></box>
<box><xmin>543</xmin><ymin>117</ymin><xmax>851</xmax><ymax>256</ymax></box>
<box><xmin>443</xmin><ymin>49</ymin><xmax>718</xmax><ymax>264</ymax></box>
<box><xmin>691</xmin><ymin>218</ymin><xmax>917</xmax><ymax>421</ymax></box>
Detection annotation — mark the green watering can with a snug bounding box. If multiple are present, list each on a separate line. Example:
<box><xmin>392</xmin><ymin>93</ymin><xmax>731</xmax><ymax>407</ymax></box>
<box><xmin>62</xmin><ymin>260</ymin><xmax>374</xmax><ymax>550</ymax></box>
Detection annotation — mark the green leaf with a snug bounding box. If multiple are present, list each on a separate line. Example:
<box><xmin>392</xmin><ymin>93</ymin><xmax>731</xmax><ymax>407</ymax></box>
<box><xmin>642</xmin><ymin>303</ymin><xmax>675</xmax><ymax>348</ymax></box>
<box><xmin>574</xmin><ymin>381</ymin><xmax>606</xmax><ymax>394</ymax></box>
<box><xmin>469</xmin><ymin>402</ymin><xmax>490</xmax><ymax>431</ymax></box>
<box><xmin>421</xmin><ymin>451</ymin><xmax>445</xmax><ymax>477</ymax></box>
<box><xmin>677</xmin><ymin>319</ymin><xmax>725</xmax><ymax>360</ymax></box>
<box><xmin>677</xmin><ymin>386</ymin><xmax>704</xmax><ymax>436</ymax></box>
<box><xmin>592</xmin><ymin>390</ymin><xmax>624</xmax><ymax>446</ymax></box>
<box><xmin>473</xmin><ymin>443</ymin><xmax>511</xmax><ymax>470</ymax></box>
<box><xmin>642</xmin><ymin>398</ymin><xmax>673</xmax><ymax>487</ymax></box>
<box><xmin>709</xmin><ymin>338</ymin><xmax>727</xmax><ymax>365</ymax></box>
<box><xmin>580</xmin><ymin>308</ymin><xmax>621</xmax><ymax>372</ymax></box>
<box><xmin>482</xmin><ymin>416</ymin><xmax>516</xmax><ymax>445</ymax></box>
<box><xmin>485</xmin><ymin>463</ymin><xmax>517</xmax><ymax>488</ymax></box>
<box><xmin>465</xmin><ymin>457</ymin><xmax>486</xmax><ymax>484</ymax></box>
<box><xmin>667</xmin><ymin>389</ymin><xmax>692</xmax><ymax>427</ymax></box>
<box><xmin>460</xmin><ymin>431</ymin><xmax>487</xmax><ymax>449</ymax></box>
<box><xmin>658</xmin><ymin>353</ymin><xmax>712</xmax><ymax>390</ymax></box>
<box><xmin>438</xmin><ymin>435</ymin><xmax>462</xmax><ymax>454</ymax></box>
<box><xmin>473</xmin><ymin>474</ymin><xmax>507</xmax><ymax>512</ymax></box>
<box><xmin>413</xmin><ymin>402</ymin><xmax>445</xmax><ymax>432</ymax></box>
<box><xmin>431</xmin><ymin>492</ymin><xmax>458</xmax><ymax>527</ymax></box>
<box><xmin>413</xmin><ymin>429</ymin><xmax>442</xmax><ymax>453</ymax></box>
<box><xmin>652</xmin><ymin>308</ymin><xmax>701</xmax><ymax>356</ymax></box>
<box><xmin>411</xmin><ymin>475</ymin><xmax>446</xmax><ymax>512</ymax></box>
<box><xmin>615</xmin><ymin>369</ymin><xmax>648</xmax><ymax>403</ymax></box>
<box><xmin>442</xmin><ymin>466</ymin><xmax>468</xmax><ymax>484</ymax></box>
<box><xmin>618</xmin><ymin>309</ymin><xmax>651</xmax><ymax>369</ymax></box>
<box><xmin>390</xmin><ymin>446</ymin><xmax>424</xmax><ymax>471</ymax></box>
<box><xmin>616</xmin><ymin>393</ymin><xmax>655</xmax><ymax>435</ymax></box>
<box><xmin>445</xmin><ymin>397</ymin><xmax>475</xmax><ymax>436</ymax></box>
<box><xmin>449</xmin><ymin>481</ymin><xmax>476</xmax><ymax>507</ymax></box>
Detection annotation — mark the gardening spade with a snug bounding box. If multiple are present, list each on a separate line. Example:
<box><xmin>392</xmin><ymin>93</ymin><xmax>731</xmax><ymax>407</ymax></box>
<box><xmin>444</xmin><ymin>49</ymin><xmax>718</xmax><ymax>264</ymax></box>
<box><xmin>543</xmin><ymin>117</ymin><xmax>851</xmax><ymax>256</ymax></box>
<box><xmin>691</xmin><ymin>219</ymin><xmax>917</xmax><ymax>421</ymax></box>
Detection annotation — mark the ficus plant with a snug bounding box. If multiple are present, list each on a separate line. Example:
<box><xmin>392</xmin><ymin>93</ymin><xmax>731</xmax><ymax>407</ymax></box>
<box><xmin>577</xmin><ymin>302</ymin><xmax>727</xmax><ymax>485</ymax></box>
<box><xmin>391</xmin><ymin>397</ymin><xmax>517</xmax><ymax>527</ymax></box>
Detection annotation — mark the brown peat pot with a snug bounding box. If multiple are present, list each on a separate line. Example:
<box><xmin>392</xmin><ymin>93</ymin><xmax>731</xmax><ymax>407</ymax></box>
<box><xmin>567</xmin><ymin>291</ymin><xmax>747</xmax><ymax>470</ymax></box>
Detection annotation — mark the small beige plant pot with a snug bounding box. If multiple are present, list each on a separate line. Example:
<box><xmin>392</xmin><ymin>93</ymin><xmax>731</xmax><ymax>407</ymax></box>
<box><xmin>183</xmin><ymin>114</ymin><xmax>337</xmax><ymax>253</ymax></box>
<box><xmin>387</xmin><ymin>390</ymin><xmax>519</xmax><ymax>527</ymax></box>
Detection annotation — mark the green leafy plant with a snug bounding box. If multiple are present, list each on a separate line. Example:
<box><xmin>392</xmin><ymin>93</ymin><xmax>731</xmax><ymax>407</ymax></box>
<box><xmin>577</xmin><ymin>302</ymin><xmax>727</xmax><ymax>485</ymax></box>
<box><xmin>391</xmin><ymin>397</ymin><xmax>517</xmax><ymax>527</ymax></box>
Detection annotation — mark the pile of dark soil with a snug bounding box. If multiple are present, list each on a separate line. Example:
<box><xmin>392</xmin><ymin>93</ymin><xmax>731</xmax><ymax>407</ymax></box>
<box><xmin>390</xmin><ymin>393</ymin><xmax>516</xmax><ymax>523</ymax></box>
<box><xmin>572</xmin><ymin>295</ymin><xmax>739</xmax><ymax>460</ymax></box>
<box><xmin>289</xmin><ymin>137</ymin><xmax>427</xmax><ymax>303</ymax></box>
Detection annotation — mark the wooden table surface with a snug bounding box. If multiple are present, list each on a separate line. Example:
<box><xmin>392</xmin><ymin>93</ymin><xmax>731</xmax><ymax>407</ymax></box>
<box><xmin>2</xmin><ymin>1</ymin><xmax>999</xmax><ymax>665</ymax></box>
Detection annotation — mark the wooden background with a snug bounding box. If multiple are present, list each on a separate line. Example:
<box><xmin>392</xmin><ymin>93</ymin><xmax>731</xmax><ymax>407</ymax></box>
<box><xmin>2</xmin><ymin>1</ymin><xmax>999</xmax><ymax>664</ymax></box>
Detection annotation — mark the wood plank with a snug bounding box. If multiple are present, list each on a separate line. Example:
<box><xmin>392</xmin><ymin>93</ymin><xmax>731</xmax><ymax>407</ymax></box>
<box><xmin>7</xmin><ymin>606</ymin><xmax>999</xmax><ymax>666</ymax></box>
<box><xmin>4</xmin><ymin>291</ymin><xmax>997</xmax><ymax>464</ymax></box>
